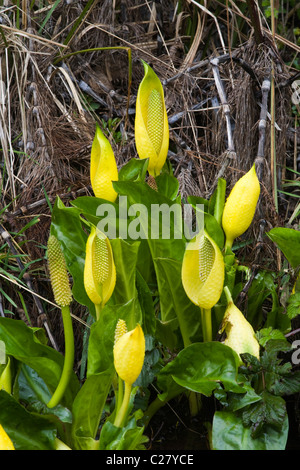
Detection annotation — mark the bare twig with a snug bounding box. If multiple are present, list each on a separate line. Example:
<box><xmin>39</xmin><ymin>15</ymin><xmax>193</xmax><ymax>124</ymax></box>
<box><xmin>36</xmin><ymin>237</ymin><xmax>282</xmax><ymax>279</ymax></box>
<box><xmin>255</xmin><ymin>75</ymin><xmax>271</xmax><ymax>182</ymax></box>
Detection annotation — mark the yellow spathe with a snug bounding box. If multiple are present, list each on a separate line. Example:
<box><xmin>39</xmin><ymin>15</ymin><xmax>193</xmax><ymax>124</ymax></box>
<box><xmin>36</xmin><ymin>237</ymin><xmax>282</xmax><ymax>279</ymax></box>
<box><xmin>84</xmin><ymin>226</ymin><xmax>116</xmax><ymax>307</ymax></box>
<box><xmin>222</xmin><ymin>164</ymin><xmax>260</xmax><ymax>248</ymax></box>
<box><xmin>220</xmin><ymin>300</ymin><xmax>260</xmax><ymax>364</ymax></box>
<box><xmin>0</xmin><ymin>425</ymin><xmax>14</xmax><ymax>450</ymax></box>
<box><xmin>113</xmin><ymin>324</ymin><xmax>145</xmax><ymax>385</ymax></box>
<box><xmin>182</xmin><ymin>231</ymin><xmax>225</xmax><ymax>309</ymax></box>
<box><xmin>90</xmin><ymin>124</ymin><xmax>118</xmax><ymax>202</ymax></box>
<box><xmin>135</xmin><ymin>60</ymin><xmax>169</xmax><ymax>177</ymax></box>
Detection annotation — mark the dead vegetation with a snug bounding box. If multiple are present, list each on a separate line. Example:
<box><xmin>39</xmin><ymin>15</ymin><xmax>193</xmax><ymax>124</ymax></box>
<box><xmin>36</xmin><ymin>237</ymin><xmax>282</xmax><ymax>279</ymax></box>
<box><xmin>0</xmin><ymin>1</ymin><xmax>299</xmax><ymax>349</ymax></box>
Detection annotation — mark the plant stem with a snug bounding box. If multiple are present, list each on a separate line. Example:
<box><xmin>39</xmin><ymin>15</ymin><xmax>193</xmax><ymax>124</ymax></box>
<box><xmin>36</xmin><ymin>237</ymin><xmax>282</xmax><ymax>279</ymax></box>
<box><xmin>115</xmin><ymin>375</ymin><xmax>124</xmax><ymax>417</ymax></box>
<box><xmin>95</xmin><ymin>303</ymin><xmax>102</xmax><ymax>321</ymax></box>
<box><xmin>224</xmin><ymin>285</ymin><xmax>233</xmax><ymax>304</ymax></box>
<box><xmin>201</xmin><ymin>308</ymin><xmax>212</xmax><ymax>342</ymax></box>
<box><xmin>47</xmin><ymin>305</ymin><xmax>74</xmax><ymax>408</ymax></box>
<box><xmin>224</xmin><ymin>237</ymin><xmax>233</xmax><ymax>252</ymax></box>
<box><xmin>114</xmin><ymin>382</ymin><xmax>132</xmax><ymax>428</ymax></box>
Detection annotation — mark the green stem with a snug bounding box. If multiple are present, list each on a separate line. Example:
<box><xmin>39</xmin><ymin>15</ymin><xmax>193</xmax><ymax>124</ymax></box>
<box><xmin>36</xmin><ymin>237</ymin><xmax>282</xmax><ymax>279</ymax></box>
<box><xmin>201</xmin><ymin>308</ymin><xmax>212</xmax><ymax>342</ymax></box>
<box><xmin>224</xmin><ymin>285</ymin><xmax>233</xmax><ymax>304</ymax></box>
<box><xmin>95</xmin><ymin>303</ymin><xmax>102</xmax><ymax>321</ymax></box>
<box><xmin>114</xmin><ymin>382</ymin><xmax>132</xmax><ymax>428</ymax></box>
<box><xmin>214</xmin><ymin>178</ymin><xmax>226</xmax><ymax>226</ymax></box>
<box><xmin>47</xmin><ymin>306</ymin><xmax>74</xmax><ymax>408</ymax></box>
<box><xmin>115</xmin><ymin>375</ymin><xmax>124</xmax><ymax>417</ymax></box>
<box><xmin>224</xmin><ymin>237</ymin><xmax>233</xmax><ymax>252</ymax></box>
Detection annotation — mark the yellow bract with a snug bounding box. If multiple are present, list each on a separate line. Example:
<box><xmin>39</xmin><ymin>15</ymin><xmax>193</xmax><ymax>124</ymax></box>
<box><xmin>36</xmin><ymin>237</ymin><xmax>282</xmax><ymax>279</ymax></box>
<box><xmin>135</xmin><ymin>60</ymin><xmax>169</xmax><ymax>177</ymax></box>
<box><xmin>0</xmin><ymin>425</ymin><xmax>14</xmax><ymax>450</ymax></box>
<box><xmin>47</xmin><ymin>235</ymin><xmax>72</xmax><ymax>308</ymax></box>
<box><xmin>84</xmin><ymin>226</ymin><xmax>116</xmax><ymax>307</ymax></box>
<box><xmin>113</xmin><ymin>324</ymin><xmax>145</xmax><ymax>385</ymax></box>
<box><xmin>222</xmin><ymin>164</ymin><xmax>260</xmax><ymax>249</ymax></box>
<box><xmin>220</xmin><ymin>300</ymin><xmax>260</xmax><ymax>364</ymax></box>
<box><xmin>182</xmin><ymin>231</ymin><xmax>225</xmax><ymax>309</ymax></box>
<box><xmin>90</xmin><ymin>124</ymin><xmax>118</xmax><ymax>203</ymax></box>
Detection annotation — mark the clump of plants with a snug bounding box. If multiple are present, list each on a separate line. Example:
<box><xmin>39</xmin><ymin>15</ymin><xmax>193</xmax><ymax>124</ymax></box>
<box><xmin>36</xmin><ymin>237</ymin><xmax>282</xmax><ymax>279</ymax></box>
<box><xmin>0</xmin><ymin>60</ymin><xmax>300</xmax><ymax>451</ymax></box>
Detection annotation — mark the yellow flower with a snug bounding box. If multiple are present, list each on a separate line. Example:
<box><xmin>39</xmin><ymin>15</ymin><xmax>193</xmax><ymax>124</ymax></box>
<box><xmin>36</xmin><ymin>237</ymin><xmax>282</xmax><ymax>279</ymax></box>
<box><xmin>84</xmin><ymin>226</ymin><xmax>116</xmax><ymax>308</ymax></box>
<box><xmin>222</xmin><ymin>164</ymin><xmax>260</xmax><ymax>249</ymax></box>
<box><xmin>47</xmin><ymin>235</ymin><xmax>72</xmax><ymax>308</ymax></box>
<box><xmin>220</xmin><ymin>293</ymin><xmax>260</xmax><ymax>364</ymax></box>
<box><xmin>113</xmin><ymin>324</ymin><xmax>145</xmax><ymax>385</ymax></box>
<box><xmin>90</xmin><ymin>124</ymin><xmax>118</xmax><ymax>202</ymax></box>
<box><xmin>0</xmin><ymin>425</ymin><xmax>14</xmax><ymax>450</ymax></box>
<box><xmin>181</xmin><ymin>231</ymin><xmax>225</xmax><ymax>309</ymax></box>
<box><xmin>135</xmin><ymin>60</ymin><xmax>169</xmax><ymax>177</ymax></box>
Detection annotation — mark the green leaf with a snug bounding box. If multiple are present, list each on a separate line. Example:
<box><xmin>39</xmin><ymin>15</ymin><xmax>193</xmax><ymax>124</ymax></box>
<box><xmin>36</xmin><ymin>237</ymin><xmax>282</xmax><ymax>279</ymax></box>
<box><xmin>110</xmin><ymin>238</ymin><xmax>141</xmax><ymax>326</ymax></box>
<box><xmin>242</xmin><ymin>391</ymin><xmax>287</xmax><ymax>438</ymax></box>
<box><xmin>256</xmin><ymin>327</ymin><xmax>287</xmax><ymax>347</ymax></box>
<box><xmin>71</xmin><ymin>369</ymin><xmax>114</xmax><ymax>450</ymax></box>
<box><xmin>99</xmin><ymin>415</ymin><xmax>147</xmax><ymax>450</ymax></box>
<box><xmin>0</xmin><ymin>390</ymin><xmax>57</xmax><ymax>450</ymax></box>
<box><xmin>154</xmin><ymin>257</ymin><xmax>201</xmax><ymax>348</ymax></box>
<box><xmin>18</xmin><ymin>364</ymin><xmax>72</xmax><ymax>424</ymax></box>
<box><xmin>0</xmin><ymin>318</ymin><xmax>79</xmax><ymax>408</ymax></box>
<box><xmin>157</xmin><ymin>342</ymin><xmax>245</xmax><ymax>397</ymax></box>
<box><xmin>212</xmin><ymin>410</ymin><xmax>289</xmax><ymax>450</ymax></box>
<box><xmin>155</xmin><ymin>172</ymin><xmax>179</xmax><ymax>200</ymax></box>
<box><xmin>267</xmin><ymin>227</ymin><xmax>300</xmax><ymax>268</ymax></box>
<box><xmin>118</xmin><ymin>157</ymin><xmax>149</xmax><ymax>182</ymax></box>
<box><xmin>287</xmin><ymin>292</ymin><xmax>300</xmax><ymax>319</ymax></box>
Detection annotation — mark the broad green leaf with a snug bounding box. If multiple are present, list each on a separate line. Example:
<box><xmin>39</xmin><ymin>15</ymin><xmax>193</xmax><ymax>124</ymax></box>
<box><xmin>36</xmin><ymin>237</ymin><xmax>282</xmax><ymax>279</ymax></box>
<box><xmin>113</xmin><ymin>180</ymin><xmax>186</xmax><ymax>260</ymax></box>
<box><xmin>110</xmin><ymin>238</ymin><xmax>141</xmax><ymax>316</ymax></box>
<box><xmin>242</xmin><ymin>390</ymin><xmax>287</xmax><ymax>437</ymax></box>
<box><xmin>0</xmin><ymin>390</ymin><xmax>56</xmax><ymax>450</ymax></box>
<box><xmin>155</xmin><ymin>172</ymin><xmax>179</xmax><ymax>200</ymax></box>
<box><xmin>212</xmin><ymin>410</ymin><xmax>289</xmax><ymax>450</ymax></box>
<box><xmin>157</xmin><ymin>342</ymin><xmax>245</xmax><ymax>397</ymax></box>
<box><xmin>71</xmin><ymin>369</ymin><xmax>114</xmax><ymax>450</ymax></box>
<box><xmin>0</xmin><ymin>318</ymin><xmax>79</xmax><ymax>408</ymax></box>
<box><xmin>267</xmin><ymin>227</ymin><xmax>300</xmax><ymax>268</ymax></box>
<box><xmin>154</xmin><ymin>257</ymin><xmax>202</xmax><ymax>348</ymax></box>
<box><xmin>18</xmin><ymin>364</ymin><xmax>72</xmax><ymax>424</ymax></box>
<box><xmin>118</xmin><ymin>157</ymin><xmax>149</xmax><ymax>182</ymax></box>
